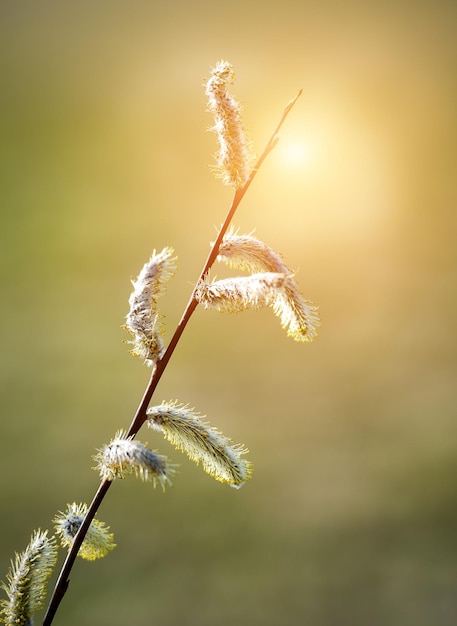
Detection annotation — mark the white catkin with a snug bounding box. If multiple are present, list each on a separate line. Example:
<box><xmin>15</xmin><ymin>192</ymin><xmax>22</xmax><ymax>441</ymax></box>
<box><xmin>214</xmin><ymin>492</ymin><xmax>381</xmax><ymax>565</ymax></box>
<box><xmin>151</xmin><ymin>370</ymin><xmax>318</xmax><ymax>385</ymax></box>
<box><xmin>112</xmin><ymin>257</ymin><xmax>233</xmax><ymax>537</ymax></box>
<box><xmin>206</xmin><ymin>60</ymin><xmax>252</xmax><ymax>188</ymax></box>
<box><xmin>94</xmin><ymin>431</ymin><xmax>175</xmax><ymax>490</ymax></box>
<box><xmin>125</xmin><ymin>247</ymin><xmax>177</xmax><ymax>365</ymax></box>
<box><xmin>216</xmin><ymin>229</ymin><xmax>320</xmax><ymax>341</ymax></box>
<box><xmin>195</xmin><ymin>272</ymin><xmax>289</xmax><ymax>313</ymax></box>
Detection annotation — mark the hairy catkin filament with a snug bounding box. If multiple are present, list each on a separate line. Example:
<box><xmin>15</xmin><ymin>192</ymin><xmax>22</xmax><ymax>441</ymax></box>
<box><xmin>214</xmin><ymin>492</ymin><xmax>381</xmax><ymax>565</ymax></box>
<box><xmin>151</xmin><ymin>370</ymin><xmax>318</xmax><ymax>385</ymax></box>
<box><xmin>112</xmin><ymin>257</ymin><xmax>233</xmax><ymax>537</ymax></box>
<box><xmin>53</xmin><ymin>503</ymin><xmax>116</xmax><ymax>561</ymax></box>
<box><xmin>195</xmin><ymin>272</ymin><xmax>289</xmax><ymax>313</ymax></box>
<box><xmin>94</xmin><ymin>430</ymin><xmax>175</xmax><ymax>490</ymax></box>
<box><xmin>0</xmin><ymin>530</ymin><xmax>58</xmax><ymax>626</ymax></box>
<box><xmin>206</xmin><ymin>60</ymin><xmax>253</xmax><ymax>188</ymax></box>
<box><xmin>124</xmin><ymin>247</ymin><xmax>177</xmax><ymax>365</ymax></box>
<box><xmin>147</xmin><ymin>402</ymin><xmax>252</xmax><ymax>487</ymax></box>
<box><xmin>215</xmin><ymin>229</ymin><xmax>320</xmax><ymax>341</ymax></box>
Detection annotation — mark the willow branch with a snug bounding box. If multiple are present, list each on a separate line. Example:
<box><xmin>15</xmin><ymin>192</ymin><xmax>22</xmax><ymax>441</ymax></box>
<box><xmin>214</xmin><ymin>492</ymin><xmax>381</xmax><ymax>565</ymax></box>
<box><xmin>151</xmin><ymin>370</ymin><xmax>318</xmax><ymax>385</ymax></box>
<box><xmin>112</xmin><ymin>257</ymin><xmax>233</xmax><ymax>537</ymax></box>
<box><xmin>41</xmin><ymin>88</ymin><xmax>301</xmax><ymax>626</ymax></box>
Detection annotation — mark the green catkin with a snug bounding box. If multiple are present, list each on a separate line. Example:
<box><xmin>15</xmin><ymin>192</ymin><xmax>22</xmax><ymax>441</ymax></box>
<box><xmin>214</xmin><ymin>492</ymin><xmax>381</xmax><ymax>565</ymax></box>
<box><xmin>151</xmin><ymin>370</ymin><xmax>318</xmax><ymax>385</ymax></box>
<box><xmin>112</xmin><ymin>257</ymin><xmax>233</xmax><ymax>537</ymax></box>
<box><xmin>0</xmin><ymin>530</ymin><xmax>58</xmax><ymax>626</ymax></box>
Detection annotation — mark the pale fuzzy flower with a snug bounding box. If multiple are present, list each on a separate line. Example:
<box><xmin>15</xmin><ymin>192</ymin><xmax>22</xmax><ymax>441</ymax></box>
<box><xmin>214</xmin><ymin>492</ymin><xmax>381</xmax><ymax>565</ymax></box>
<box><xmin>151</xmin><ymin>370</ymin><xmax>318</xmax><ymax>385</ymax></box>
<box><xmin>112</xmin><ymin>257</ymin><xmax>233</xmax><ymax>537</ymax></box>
<box><xmin>0</xmin><ymin>530</ymin><xmax>58</xmax><ymax>626</ymax></box>
<box><xmin>53</xmin><ymin>503</ymin><xmax>116</xmax><ymax>561</ymax></box>
<box><xmin>206</xmin><ymin>60</ymin><xmax>253</xmax><ymax>188</ymax></box>
<box><xmin>216</xmin><ymin>228</ymin><xmax>320</xmax><ymax>342</ymax></box>
<box><xmin>195</xmin><ymin>272</ymin><xmax>288</xmax><ymax>314</ymax></box>
<box><xmin>147</xmin><ymin>402</ymin><xmax>252</xmax><ymax>488</ymax></box>
<box><xmin>125</xmin><ymin>247</ymin><xmax>177</xmax><ymax>366</ymax></box>
<box><xmin>272</xmin><ymin>289</ymin><xmax>321</xmax><ymax>342</ymax></box>
<box><xmin>217</xmin><ymin>227</ymin><xmax>288</xmax><ymax>274</ymax></box>
<box><xmin>94</xmin><ymin>430</ymin><xmax>175</xmax><ymax>490</ymax></box>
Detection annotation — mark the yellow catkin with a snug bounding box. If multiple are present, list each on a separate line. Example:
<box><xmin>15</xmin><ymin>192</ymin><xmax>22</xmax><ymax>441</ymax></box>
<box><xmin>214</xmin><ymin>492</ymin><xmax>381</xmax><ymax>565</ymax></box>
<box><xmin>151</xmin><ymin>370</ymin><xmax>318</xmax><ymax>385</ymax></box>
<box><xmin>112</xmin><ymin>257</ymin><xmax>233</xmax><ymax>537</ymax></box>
<box><xmin>147</xmin><ymin>402</ymin><xmax>252</xmax><ymax>488</ymax></box>
<box><xmin>53</xmin><ymin>503</ymin><xmax>116</xmax><ymax>561</ymax></box>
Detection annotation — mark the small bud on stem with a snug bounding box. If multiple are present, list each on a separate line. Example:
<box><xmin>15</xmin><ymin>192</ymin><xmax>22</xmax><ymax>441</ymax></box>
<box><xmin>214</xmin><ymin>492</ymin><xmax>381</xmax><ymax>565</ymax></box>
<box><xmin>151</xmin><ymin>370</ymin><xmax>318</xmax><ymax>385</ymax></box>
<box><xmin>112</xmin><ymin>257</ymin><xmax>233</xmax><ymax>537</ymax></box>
<box><xmin>53</xmin><ymin>503</ymin><xmax>116</xmax><ymax>561</ymax></box>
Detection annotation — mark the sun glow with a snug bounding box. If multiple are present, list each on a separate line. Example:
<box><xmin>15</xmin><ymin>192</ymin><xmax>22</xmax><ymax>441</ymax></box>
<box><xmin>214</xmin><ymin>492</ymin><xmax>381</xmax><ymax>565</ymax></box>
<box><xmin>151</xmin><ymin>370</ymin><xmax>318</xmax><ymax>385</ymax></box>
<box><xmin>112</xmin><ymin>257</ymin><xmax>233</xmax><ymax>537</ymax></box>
<box><xmin>277</xmin><ymin>137</ymin><xmax>313</xmax><ymax>169</ymax></box>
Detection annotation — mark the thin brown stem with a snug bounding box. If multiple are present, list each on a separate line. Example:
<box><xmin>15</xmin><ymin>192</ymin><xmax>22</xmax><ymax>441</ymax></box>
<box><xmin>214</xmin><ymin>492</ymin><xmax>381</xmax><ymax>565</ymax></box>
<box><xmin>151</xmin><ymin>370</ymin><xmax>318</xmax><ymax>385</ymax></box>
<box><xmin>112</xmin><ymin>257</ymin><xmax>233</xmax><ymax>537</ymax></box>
<box><xmin>42</xmin><ymin>480</ymin><xmax>111</xmax><ymax>626</ymax></box>
<box><xmin>126</xmin><ymin>89</ymin><xmax>302</xmax><ymax>437</ymax></box>
<box><xmin>42</xmin><ymin>89</ymin><xmax>301</xmax><ymax>626</ymax></box>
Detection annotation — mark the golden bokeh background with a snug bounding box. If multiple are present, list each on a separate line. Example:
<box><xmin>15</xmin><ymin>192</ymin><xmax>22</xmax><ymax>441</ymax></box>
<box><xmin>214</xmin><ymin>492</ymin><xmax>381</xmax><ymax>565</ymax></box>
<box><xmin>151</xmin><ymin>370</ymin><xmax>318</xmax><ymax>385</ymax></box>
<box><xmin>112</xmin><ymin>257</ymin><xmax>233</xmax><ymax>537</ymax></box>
<box><xmin>1</xmin><ymin>1</ymin><xmax>457</xmax><ymax>624</ymax></box>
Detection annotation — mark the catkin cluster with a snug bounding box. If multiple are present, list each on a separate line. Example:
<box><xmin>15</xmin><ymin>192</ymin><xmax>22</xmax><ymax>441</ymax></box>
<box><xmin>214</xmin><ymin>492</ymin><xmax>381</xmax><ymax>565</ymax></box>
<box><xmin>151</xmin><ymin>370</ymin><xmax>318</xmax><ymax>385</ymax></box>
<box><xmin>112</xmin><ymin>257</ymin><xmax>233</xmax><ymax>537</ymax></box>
<box><xmin>195</xmin><ymin>228</ymin><xmax>320</xmax><ymax>342</ymax></box>
<box><xmin>0</xmin><ymin>59</ymin><xmax>320</xmax><ymax>626</ymax></box>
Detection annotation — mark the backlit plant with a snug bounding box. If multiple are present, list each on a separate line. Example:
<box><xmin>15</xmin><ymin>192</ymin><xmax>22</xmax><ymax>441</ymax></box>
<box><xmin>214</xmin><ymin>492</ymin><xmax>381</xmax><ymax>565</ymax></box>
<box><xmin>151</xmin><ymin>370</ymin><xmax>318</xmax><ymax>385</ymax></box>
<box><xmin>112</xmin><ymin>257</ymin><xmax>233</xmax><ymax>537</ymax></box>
<box><xmin>0</xmin><ymin>60</ymin><xmax>319</xmax><ymax>626</ymax></box>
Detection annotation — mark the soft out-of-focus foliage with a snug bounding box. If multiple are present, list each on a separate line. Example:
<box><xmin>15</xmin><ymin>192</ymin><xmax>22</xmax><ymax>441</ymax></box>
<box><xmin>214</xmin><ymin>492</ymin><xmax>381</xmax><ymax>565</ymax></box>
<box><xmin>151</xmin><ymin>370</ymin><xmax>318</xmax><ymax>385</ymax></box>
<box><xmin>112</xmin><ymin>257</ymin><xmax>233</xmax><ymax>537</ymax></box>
<box><xmin>1</xmin><ymin>1</ymin><xmax>457</xmax><ymax>625</ymax></box>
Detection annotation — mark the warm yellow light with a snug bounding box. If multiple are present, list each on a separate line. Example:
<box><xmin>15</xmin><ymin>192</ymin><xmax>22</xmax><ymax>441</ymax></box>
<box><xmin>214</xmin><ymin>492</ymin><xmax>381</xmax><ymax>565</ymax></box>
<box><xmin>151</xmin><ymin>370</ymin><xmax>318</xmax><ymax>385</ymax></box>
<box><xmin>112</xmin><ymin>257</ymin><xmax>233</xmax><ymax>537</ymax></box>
<box><xmin>277</xmin><ymin>137</ymin><xmax>313</xmax><ymax>169</ymax></box>
<box><xmin>282</xmin><ymin>139</ymin><xmax>312</xmax><ymax>167</ymax></box>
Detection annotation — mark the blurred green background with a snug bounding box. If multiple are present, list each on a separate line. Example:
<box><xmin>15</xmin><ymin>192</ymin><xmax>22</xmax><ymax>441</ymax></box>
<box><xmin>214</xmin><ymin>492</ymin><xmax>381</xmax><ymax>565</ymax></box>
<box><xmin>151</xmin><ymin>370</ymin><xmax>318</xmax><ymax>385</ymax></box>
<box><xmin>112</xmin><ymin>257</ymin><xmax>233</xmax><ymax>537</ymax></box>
<box><xmin>1</xmin><ymin>1</ymin><xmax>457</xmax><ymax>624</ymax></box>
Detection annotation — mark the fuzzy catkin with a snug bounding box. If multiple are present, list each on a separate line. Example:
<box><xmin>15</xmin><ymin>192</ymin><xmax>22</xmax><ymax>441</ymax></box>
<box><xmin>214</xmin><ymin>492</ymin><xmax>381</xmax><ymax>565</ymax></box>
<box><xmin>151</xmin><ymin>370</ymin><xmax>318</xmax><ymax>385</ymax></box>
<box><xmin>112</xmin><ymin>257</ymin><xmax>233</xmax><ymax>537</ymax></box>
<box><xmin>206</xmin><ymin>60</ymin><xmax>252</xmax><ymax>188</ymax></box>
<box><xmin>195</xmin><ymin>272</ymin><xmax>288</xmax><ymax>313</ymax></box>
<box><xmin>94</xmin><ymin>431</ymin><xmax>175</xmax><ymax>490</ymax></box>
<box><xmin>217</xmin><ymin>227</ymin><xmax>288</xmax><ymax>274</ymax></box>
<box><xmin>0</xmin><ymin>530</ymin><xmax>58</xmax><ymax>626</ymax></box>
<box><xmin>53</xmin><ymin>503</ymin><xmax>116</xmax><ymax>561</ymax></box>
<box><xmin>216</xmin><ymin>229</ymin><xmax>320</xmax><ymax>341</ymax></box>
<box><xmin>147</xmin><ymin>402</ymin><xmax>252</xmax><ymax>487</ymax></box>
<box><xmin>125</xmin><ymin>247</ymin><xmax>177</xmax><ymax>365</ymax></box>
